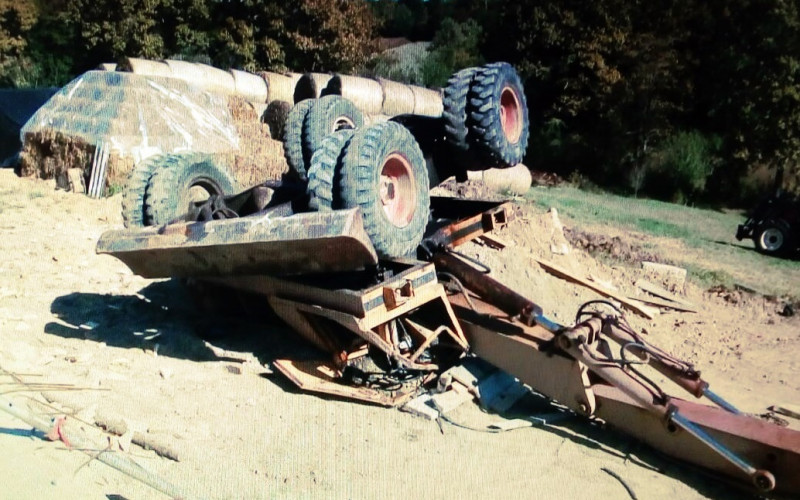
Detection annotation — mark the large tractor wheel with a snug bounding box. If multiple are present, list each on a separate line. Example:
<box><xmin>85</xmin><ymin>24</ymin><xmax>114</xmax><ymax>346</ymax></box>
<box><xmin>306</xmin><ymin>129</ymin><xmax>355</xmax><ymax>211</ymax></box>
<box><xmin>144</xmin><ymin>153</ymin><xmax>237</xmax><ymax>225</ymax></box>
<box><xmin>755</xmin><ymin>220</ymin><xmax>792</xmax><ymax>256</ymax></box>
<box><xmin>340</xmin><ymin>122</ymin><xmax>429</xmax><ymax>258</ymax></box>
<box><xmin>283</xmin><ymin>99</ymin><xmax>315</xmax><ymax>179</ymax></box>
<box><xmin>442</xmin><ymin>67</ymin><xmax>479</xmax><ymax>153</ymax></box>
<box><xmin>121</xmin><ymin>155</ymin><xmax>163</xmax><ymax>227</ymax></box>
<box><xmin>303</xmin><ymin>95</ymin><xmax>363</xmax><ymax>168</ymax></box>
<box><xmin>467</xmin><ymin>62</ymin><xmax>530</xmax><ymax>168</ymax></box>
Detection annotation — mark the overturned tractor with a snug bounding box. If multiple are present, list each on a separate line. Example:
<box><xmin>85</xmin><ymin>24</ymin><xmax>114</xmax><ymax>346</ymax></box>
<box><xmin>119</xmin><ymin>61</ymin><xmax>529</xmax><ymax>259</ymax></box>
<box><xmin>93</xmin><ymin>62</ymin><xmax>800</xmax><ymax>497</ymax></box>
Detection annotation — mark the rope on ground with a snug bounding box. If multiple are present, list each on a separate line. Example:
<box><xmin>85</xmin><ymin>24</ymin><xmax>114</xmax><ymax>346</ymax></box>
<box><xmin>0</xmin><ymin>395</ymin><xmax>196</xmax><ymax>499</ymax></box>
<box><xmin>601</xmin><ymin>467</ymin><xmax>638</xmax><ymax>500</ymax></box>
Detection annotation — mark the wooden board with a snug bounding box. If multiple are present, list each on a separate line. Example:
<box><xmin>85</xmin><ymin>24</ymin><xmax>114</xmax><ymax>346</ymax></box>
<box><xmin>536</xmin><ymin>258</ymin><xmax>656</xmax><ymax>319</ymax></box>
<box><xmin>635</xmin><ymin>279</ymin><xmax>695</xmax><ymax>308</ymax></box>
<box><xmin>628</xmin><ymin>295</ymin><xmax>698</xmax><ymax>313</ymax></box>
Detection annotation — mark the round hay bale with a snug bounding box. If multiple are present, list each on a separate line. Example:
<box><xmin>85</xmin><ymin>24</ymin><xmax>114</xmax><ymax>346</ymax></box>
<box><xmin>231</xmin><ymin>69</ymin><xmax>268</xmax><ymax>103</ymax></box>
<box><xmin>466</xmin><ymin>163</ymin><xmax>532</xmax><ymax>195</ymax></box>
<box><xmin>363</xmin><ymin>113</ymin><xmax>391</xmax><ymax>126</ymax></box>
<box><xmin>122</xmin><ymin>58</ymin><xmax>173</xmax><ymax>77</ymax></box>
<box><xmin>378</xmin><ymin>78</ymin><xmax>415</xmax><ymax>116</ymax></box>
<box><xmin>294</xmin><ymin>73</ymin><xmax>333</xmax><ymax>102</ymax></box>
<box><xmin>164</xmin><ymin>59</ymin><xmax>205</xmax><ymax>83</ymax></box>
<box><xmin>197</xmin><ymin>64</ymin><xmax>236</xmax><ymax>94</ymax></box>
<box><xmin>261</xmin><ymin>72</ymin><xmax>301</xmax><ymax>105</ymax></box>
<box><xmin>410</xmin><ymin>85</ymin><xmax>443</xmax><ymax>118</ymax></box>
<box><xmin>323</xmin><ymin>75</ymin><xmax>384</xmax><ymax>115</ymax></box>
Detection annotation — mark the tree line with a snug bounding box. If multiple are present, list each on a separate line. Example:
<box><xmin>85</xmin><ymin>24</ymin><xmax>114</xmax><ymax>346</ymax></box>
<box><xmin>1</xmin><ymin>0</ymin><xmax>797</xmax><ymax>205</ymax></box>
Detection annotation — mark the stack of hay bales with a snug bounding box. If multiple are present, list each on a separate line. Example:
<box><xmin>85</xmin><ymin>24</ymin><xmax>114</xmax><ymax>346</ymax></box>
<box><xmin>19</xmin><ymin>60</ymin><xmax>289</xmax><ymax>195</ymax></box>
<box><xmin>18</xmin><ymin>56</ymin><xmax>450</xmax><ymax>197</ymax></box>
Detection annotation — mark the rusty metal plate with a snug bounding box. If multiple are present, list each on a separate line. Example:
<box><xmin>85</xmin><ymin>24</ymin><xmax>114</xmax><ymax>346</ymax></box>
<box><xmin>96</xmin><ymin>208</ymin><xmax>379</xmax><ymax>278</ymax></box>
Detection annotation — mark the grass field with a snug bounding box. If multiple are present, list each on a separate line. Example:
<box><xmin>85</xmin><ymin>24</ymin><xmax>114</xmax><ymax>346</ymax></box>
<box><xmin>524</xmin><ymin>185</ymin><xmax>800</xmax><ymax>298</ymax></box>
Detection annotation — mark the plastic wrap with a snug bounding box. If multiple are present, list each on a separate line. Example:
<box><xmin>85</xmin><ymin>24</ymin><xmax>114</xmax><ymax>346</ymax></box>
<box><xmin>21</xmin><ymin>70</ymin><xmax>241</xmax><ymax>166</ymax></box>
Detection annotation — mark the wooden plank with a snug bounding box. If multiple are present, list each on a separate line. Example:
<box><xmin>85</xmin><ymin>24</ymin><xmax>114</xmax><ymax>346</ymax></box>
<box><xmin>635</xmin><ymin>279</ymin><xmax>695</xmax><ymax>308</ymax></box>
<box><xmin>479</xmin><ymin>233</ymin><xmax>507</xmax><ymax>249</ymax></box>
<box><xmin>628</xmin><ymin>295</ymin><xmax>698</xmax><ymax>313</ymax></box>
<box><xmin>771</xmin><ymin>403</ymin><xmax>800</xmax><ymax>420</ymax></box>
<box><xmin>535</xmin><ymin>258</ymin><xmax>656</xmax><ymax>319</ymax></box>
<box><xmin>430</xmin><ymin>389</ymin><xmax>473</xmax><ymax>414</ymax></box>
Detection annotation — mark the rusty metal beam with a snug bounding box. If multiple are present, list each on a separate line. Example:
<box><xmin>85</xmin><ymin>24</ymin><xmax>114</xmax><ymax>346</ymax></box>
<box><xmin>453</xmin><ymin>296</ymin><xmax>800</xmax><ymax>495</ymax></box>
<box><xmin>434</xmin><ymin>251</ymin><xmax>543</xmax><ymax>325</ymax></box>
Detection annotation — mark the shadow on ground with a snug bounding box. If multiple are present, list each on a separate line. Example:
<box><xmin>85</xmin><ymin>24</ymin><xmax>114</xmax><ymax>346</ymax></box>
<box><xmin>45</xmin><ymin>281</ymin><xmax>767</xmax><ymax>499</ymax></box>
<box><xmin>45</xmin><ymin>279</ymin><xmax>318</xmax><ymax>365</ymax></box>
<box><xmin>505</xmin><ymin>393</ymin><xmax>761</xmax><ymax>500</ymax></box>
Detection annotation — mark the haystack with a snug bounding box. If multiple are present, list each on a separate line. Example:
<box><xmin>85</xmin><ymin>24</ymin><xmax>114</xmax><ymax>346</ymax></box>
<box><xmin>20</xmin><ymin>70</ymin><xmax>243</xmax><ymax>194</ymax></box>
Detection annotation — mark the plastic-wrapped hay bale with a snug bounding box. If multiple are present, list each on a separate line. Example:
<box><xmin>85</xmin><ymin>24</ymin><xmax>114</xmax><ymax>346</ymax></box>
<box><xmin>197</xmin><ymin>64</ymin><xmax>236</xmax><ymax>94</ymax></box>
<box><xmin>323</xmin><ymin>75</ymin><xmax>384</xmax><ymax>115</ymax></box>
<box><xmin>20</xmin><ymin>70</ymin><xmax>242</xmax><ymax>190</ymax></box>
<box><xmin>261</xmin><ymin>72</ymin><xmax>301</xmax><ymax>105</ymax></box>
<box><xmin>293</xmin><ymin>73</ymin><xmax>333</xmax><ymax>102</ymax></box>
<box><xmin>410</xmin><ymin>85</ymin><xmax>443</xmax><ymax>118</ymax></box>
<box><xmin>120</xmin><ymin>57</ymin><xmax>173</xmax><ymax>77</ymax></box>
<box><xmin>231</xmin><ymin>69</ymin><xmax>269</xmax><ymax>103</ymax></box>
<box><xmin>378</xmin><ymin>78</ymin><xmax>415</xmax><ymax>116</ymax></box>
<box><xmin>164</xmin><ymin>59</ymin><xmax>206</xmax><ymax>83</ymax></box>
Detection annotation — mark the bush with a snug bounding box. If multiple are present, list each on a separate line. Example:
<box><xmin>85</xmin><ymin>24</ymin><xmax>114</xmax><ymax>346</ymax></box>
<box><xmin>642</xmin><ymin>131</ymin><xmax>721</xmax><ymax>203</ymax></box>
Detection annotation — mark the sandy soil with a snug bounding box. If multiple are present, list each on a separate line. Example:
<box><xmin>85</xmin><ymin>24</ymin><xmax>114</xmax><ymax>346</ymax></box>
<box><xmin>0</xmin><ymin>169</ymin><xmax>798</xmax><ymax>500</ymax></box>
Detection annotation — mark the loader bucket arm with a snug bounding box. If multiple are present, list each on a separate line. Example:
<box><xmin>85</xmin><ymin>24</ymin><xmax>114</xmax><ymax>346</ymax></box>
<box><xmin>441</xmin><ymin>266</ymin><xmax>800</xmax><ymax>496</ymax></box>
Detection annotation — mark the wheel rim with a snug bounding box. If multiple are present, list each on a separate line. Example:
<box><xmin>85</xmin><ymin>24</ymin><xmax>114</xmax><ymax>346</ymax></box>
<box><xmin>186</xmin><ymin>176</ymin><xmax>224</xmax><ymax>207</ymax></box>
<box><xmin>332</xmin><ymin>116</ymin><xmax>355</xmax><ymax>133</ymax></box>
<box><xmin>759</xmin><ymin>228</ymin><xmax>784</xmax><ymax>252</ymax></box>
<box><xmin>500</xmin><ymin>86</ymin><xmax>523</xmax><ymax>144</ymax></box>
<box><xmin>379</xmin><ymin>153</ymin><xmax>416</xmax><ymax>228</ymax></box>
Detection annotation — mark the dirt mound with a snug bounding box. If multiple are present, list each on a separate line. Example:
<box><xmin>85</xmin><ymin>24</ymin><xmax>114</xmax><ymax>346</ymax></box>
<box><xmin>565</xmin><ymin>227</ymin><xmax>658</xmax><ymax>264</ymax></box>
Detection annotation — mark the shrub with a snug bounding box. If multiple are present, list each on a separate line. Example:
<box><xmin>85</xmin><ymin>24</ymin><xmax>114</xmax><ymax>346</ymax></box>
<box><xmin>643</xmin><ymin>131</ymin><xmax>721</xmax><ymax>203</ymax></box>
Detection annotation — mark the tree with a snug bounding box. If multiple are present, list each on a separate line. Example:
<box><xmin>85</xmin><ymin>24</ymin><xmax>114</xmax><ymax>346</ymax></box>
<box><xmin>282</xmin><ymin>0</ymin><xmax>378</xmax><ymax>72</ymax></box>
<box><xmin>0</xmin><ymin>0</ymin><xmax>40</xmax><ymax>86</ymax></box>
<box><xmin>211</xmin><ymin>0</ymin><xmax>377</xmax><ymax>73</ymax></box>
<box><xmin>694</xmin><ymin>0</ymin><xmax>800</xmax><ymax>199</ymax></box>
<box><xmin>422</xmin><ymin>18</ymin><xmax>483</xmax><ymax>87</ymax></box>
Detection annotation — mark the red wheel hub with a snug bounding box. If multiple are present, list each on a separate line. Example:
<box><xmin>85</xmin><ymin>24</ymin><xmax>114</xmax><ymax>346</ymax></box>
<box><xmin>379</xmin><ymin>153</ymin><xmax>416</xmax><ymax>228</ymax></box>
<box><xmin>500</xmin><ymin>86</ymin><xmax>522</xmax><ymax>144</ymax></box>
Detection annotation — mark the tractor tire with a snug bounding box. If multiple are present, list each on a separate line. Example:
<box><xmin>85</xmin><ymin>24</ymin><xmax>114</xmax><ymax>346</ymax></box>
<box><xmin>303</xmin><ymin>95</ymin><xmax>363</xmax><ymax>167</ymax></box>
<box><xmin>340</xmin><ymin>122</ymin><xmax>429</xmax><ymax>258</ymax></box>
<box><xmin>121</xmin><ymin>155</ymin><xmax>163</xmax><ymax>227</ymax></box>
<box><xmin>144</xmin><ymin>153</ymin><xmax>237</xmax><ymax>226</ymax></box>
<box><xmin>283</xmin><ymin>99</ymin><xmax>315</xmax><ymax>179</ymax></box>
<box><xmin>467</xmin><ymin>62</ymin><xmax>529</xmax><ymax>168</ymax></box>
<box><xmin>755</xmin><ymin>220</ymin><xmax>792</xmax><ymax>256</ymax></box>
<box><xmin>307</xmin><ymin>129</ymin><xmax>355</xmax><ymax>211</ymax></box>
<box><xmin>443</xmin><ymin>67</ymin><xmax>479</xmax><ymax>153</ymax></box>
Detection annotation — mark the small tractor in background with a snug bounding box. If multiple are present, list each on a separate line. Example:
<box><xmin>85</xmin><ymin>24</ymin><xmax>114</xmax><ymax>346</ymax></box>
<box><xmin>736</xmin><ymin>166</ymin><xmax>800</xmax><ymax>257</ymax></box>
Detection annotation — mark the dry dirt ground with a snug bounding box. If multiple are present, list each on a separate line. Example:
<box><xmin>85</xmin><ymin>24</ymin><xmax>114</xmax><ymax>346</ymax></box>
<box><xmin>0</xmin><ymin>169</ymin><xmax>798</xmax><ymax>500</ymax></box>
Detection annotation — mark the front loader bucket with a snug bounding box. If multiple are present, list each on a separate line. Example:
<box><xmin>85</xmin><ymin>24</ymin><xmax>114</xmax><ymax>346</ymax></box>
<box><xmin>96</xmin><ymin>208</ymin><xmax>378</xmax><ymax>278</ymax></box>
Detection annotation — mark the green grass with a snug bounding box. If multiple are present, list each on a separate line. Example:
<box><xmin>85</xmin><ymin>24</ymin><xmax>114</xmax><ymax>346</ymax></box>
<box><xmin>524</xmin><ymin>185</ymin><xmax>800</xmax><ymax>298</ymax></box>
